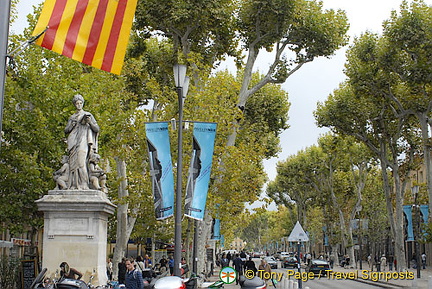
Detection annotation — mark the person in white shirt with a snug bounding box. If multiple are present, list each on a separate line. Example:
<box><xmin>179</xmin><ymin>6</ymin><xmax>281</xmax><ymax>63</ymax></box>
<box><xmin>422</xmin><ymin>253</ymin><xmax>427</xmax><ymax>269</ymax></box>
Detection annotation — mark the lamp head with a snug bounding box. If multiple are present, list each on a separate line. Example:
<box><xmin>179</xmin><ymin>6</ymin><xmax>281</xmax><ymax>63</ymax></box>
<box><xmin>173</xmin><ymin>64</ymin><xmax>187</xmax><ymax>87</ymax></box>
<box><xmin>412</xmin><ymin>185</ymin><xmax>419</xmax><ymax>197</ymax></box>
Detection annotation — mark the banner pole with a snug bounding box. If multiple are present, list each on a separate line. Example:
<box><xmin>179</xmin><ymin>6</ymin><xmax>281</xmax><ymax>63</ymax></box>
<box><xmin>0</xmin><ymin>0</ymin><xmax>12</xmax><ymax>149</ymax></box>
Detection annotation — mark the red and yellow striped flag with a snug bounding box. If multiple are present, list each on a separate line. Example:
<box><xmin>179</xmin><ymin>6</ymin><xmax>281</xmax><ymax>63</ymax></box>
<box><xmin>32</xmin><ymin>0</ymin><xmax>138</xmax><ymax>75</ymax></box>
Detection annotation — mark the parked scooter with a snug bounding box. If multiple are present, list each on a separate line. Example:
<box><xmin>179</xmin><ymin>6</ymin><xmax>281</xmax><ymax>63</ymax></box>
<box><xmin>199</xmin><ymin>279</ymin><xmax>224</xmax><ymax>289</ymax></box>
<box><xmin>153</xmin><ymin>273</ymin><xmax>224</xmax><ymax>289</ymax></box>
<box><xmin>238</xmin><ymin>275</ymin><xmax>266</xmax><ymax>289</ymax></box>
<box><xmin>31</xmin><ymin>268</ymin><xmax>110</xmax><ymax>289</ymax></box>
<box><xmin>143</xmin><ymin>268</ymin><xmax>170</xmax><ymax>289</ymax></box>
<box><xmin>30</xmin><ymin>268</ymin><xmax>49</xmax><ymax>289</ymax></box>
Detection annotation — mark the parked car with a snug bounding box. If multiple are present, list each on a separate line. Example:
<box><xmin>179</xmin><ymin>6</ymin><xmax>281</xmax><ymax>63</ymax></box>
<box><xmin>264</xmin><ymin>256</ymin><xmax>278</xmax><ymax>269</ymax></box>
<box><xmin>279</xmin><ymin>252</ymin><xmax>291</xmax><ymax>260</ymax></box>
<box><xmin>306</xmin><ymin>260</ymin><xmax>331</xmax><ymax>276</ymax></box>
<box><xmin>283</xmin><ymin>256</ymin><xmax>298</xmax><ymax>268</ymax></box>
<box><xmin>253</xmin><ymin>252</ymin><xmax>262</xmax><ymax>258</ymax></box>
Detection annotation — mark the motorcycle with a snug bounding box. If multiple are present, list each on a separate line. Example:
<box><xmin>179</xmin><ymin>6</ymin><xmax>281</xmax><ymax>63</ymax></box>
<box><xmin>31</xmin><ymin>268</ymin><xmax>112</xmax><ymax>289</ymax></box>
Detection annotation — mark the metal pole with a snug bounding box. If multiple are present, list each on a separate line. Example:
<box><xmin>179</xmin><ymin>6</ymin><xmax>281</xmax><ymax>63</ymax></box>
<box><xmin>359</xmin><ymin>221</ymin><xmax>363</xmax><ymax>270</ymax></box>
<box><xmin>193</xmin><ymin>220</ymin><xmax>199</xmax><ymax>274</ymax></box>
<box><xmin>0</xmin><ymin>0</ymin><xmax>12</xmax><ymax>149</ymax></box>
<box><xmin>297</xmin><ymin>241</ymin><xmax>302</xmax><ymax>289</ymax></box>
<box><xmin>415</xmin><ymin>204</ymin><xmax>421</xmax><ymax>278</ymax></box>
<box><xmin>173</xmin><ymin>86</ymin><xmax>184</xmax><ymax>276</ymax></box>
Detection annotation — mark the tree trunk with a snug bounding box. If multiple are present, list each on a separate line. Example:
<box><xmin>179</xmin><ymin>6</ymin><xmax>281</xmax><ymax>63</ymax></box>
<box><xmin>379</xmin><ymin>155</ymin><xmax>406</xmax><ymax>271</ymax></box>
<box><xmin>417</xmin><ymin>113</ymin><xmax>432</xmax><ymax>222</ymax></box>
<box><xmin>393</xmin><ymin>167</ymin><xmax>407</xmax><ymax>271</ymax></box>
<box><xmin>112</xmin><ymin>158</ymin><xmax>137</xmax><ymax>279</ymax></box>
<box><xmin>346</xmin><ymin>230</ymin><xmax>355</xmax><ymax>269</ymax></box>
<box><xmin>196</xmin><ymin>212</ymin><xmax>214</xmax><ymax>276</ymax></box>
<box><xmin>185</xmin><ymin>219</ymin><xmax>193</xmax><ymax>267</ymax></box>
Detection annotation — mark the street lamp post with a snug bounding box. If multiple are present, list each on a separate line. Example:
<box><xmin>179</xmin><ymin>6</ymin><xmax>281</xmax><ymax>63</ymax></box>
<box><xmin>297</xmin><ymin>240</ymin><xmax>302</xmax><ymax>289</ymax></box>
<box><xmin>411</xmin><ymin>185</ymin><xmax>421</xmax><ymax>279</ymax></box>
<box><xmin>0</xmin><ymin>0</ymin><xmax>12</xmax><ymax>150</ymax></box>
<box><xmin>173</xmin><ymin>64</ymin><xmax>189</xmax><ymax>276</ymax></box>
<box><xmin>359</xmin><ymin>218</ymin><xmax>363</xmax><ymax>270</ymax></box>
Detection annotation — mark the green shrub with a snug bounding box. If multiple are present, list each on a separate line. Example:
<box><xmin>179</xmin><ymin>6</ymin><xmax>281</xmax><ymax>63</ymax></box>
<box><xmin>0</xmin><ymin>256</ymin><xmax>20</xmax><ymax>289</ymax></box>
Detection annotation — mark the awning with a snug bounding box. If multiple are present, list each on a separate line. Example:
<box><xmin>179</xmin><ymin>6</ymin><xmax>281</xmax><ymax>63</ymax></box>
<box><xmin>0</xmin><ymin>240</ymin><xmax>13</xmax><ymax>248</ymax></box>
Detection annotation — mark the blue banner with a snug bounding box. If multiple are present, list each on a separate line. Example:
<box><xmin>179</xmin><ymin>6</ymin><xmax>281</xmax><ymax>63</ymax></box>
<box><xmin>184</xmin><ymin>122</ymin><xmax>217</xmax><ymax>220</ymax></box>
<box><xmin>403</xmin><ymin>205</ymin><xmax>414</xmax><ymax>241</ymax></box>
<box><xmin>420</xmin><ymin>205</ymin><xmax>429</xmax><ymax>224</ymax></box>
<box><xmin>212</xmin><ymin>219</ymin><xmax>221</xmax><ymax>240</ymax></box>
<box><xmin>145</xmin><ymin>122</ymin><xmax>175</xmax><ymax>220</ymax></box>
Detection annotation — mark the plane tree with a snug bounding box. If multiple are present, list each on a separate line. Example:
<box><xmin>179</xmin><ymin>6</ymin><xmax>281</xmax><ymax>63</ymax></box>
<box><xmin>314</xmin><ymin>1</ymin><xmax>432</xmax><ymax>269</ymax></box>
<box><xmin>229</xmin><ymin>0</ymin><xmax>349</xmax><ymax>146</ymax></box>
<box><xmin>316</xmin><ymin>134</ymin><xmax>375</xmax><ymax>266</ymax></box>
<box><xmin>379</xmin><ymin>0</ymin><xmax>432</xmax><ymax>217</ymax></box>
<box><xmin>315</xmin><ymin>79</ymin><xmax>417</xmax><ymax>270</ymax></box>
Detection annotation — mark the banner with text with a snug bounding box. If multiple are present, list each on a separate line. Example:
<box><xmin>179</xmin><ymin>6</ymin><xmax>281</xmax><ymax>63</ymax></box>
<box><xmin>184</xmin><ymin>122</ymin><xmax>217</xmax><ymax>220</ymax></box>
<box><xmin>145</xmin><ymin>122</ymin><xmax>174</xmax><ymax>220</ymax></box>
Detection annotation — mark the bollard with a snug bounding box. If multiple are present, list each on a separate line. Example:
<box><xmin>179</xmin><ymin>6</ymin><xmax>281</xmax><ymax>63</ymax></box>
<box><xmin>412</xmin><ymin>278</ymin><xmax>418</xmax><ymax>289</ymax></box>
<box><xmin>288</xmin><ymin>279</ymin><xmax>294</xmax><ymax>289</ymax></box>
<box><xmin>428</xmin><ymin>276</ymin><xmax>432</xmax><ymax>289</ymax></box>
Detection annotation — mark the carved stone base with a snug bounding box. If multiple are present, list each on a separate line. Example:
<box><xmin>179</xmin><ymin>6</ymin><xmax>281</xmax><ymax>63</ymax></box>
<box><xmin>36</xmin><ymin>190</ymin><xmax>116</xmax><ymax>285</ymax></box>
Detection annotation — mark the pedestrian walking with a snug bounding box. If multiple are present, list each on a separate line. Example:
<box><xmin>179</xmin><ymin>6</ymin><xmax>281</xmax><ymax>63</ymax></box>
<box><xmin>380</xmin><ymin>254</ymin><xmax>387</xmax><ymax>271</ymax></box>
<box><xmin>168</xmin><ymin>255</ymin><xmax>174</xmax><ymax>275</ymax></box>
<box><xmin>233</xmin><ymin>254</ymin><xmax>243</xmax><ymax>285</ymax></box>
<box><xmin>367</xmin><ymin>255</ymin><xmax>372</xmax><ymax>270</ymax></box>
<box><xmin>106</xmin><ymin>258</ymin><xmax>113</xmax><ymax>280</ymax></box>
<box><xmin>135</xmin><ymin>256</ymin><xmax>145</xmax><ymax>272</ymax></box>
<box><xmin>220</xmin><ymin>254</ymin><xmax>229</xmax><ymax>268</ymax></box>
<box><xmin>240</xmin><ymin>251</ymin><xmax>247</xmax><ymax>269</ymax></box>
<box><xmin>180</xmin><ymin>257</ymin><xmax>189</xmax><ymax>276</ymax></box>
<box><xmin>144</xmin><ymin>254</ymin><xmax>152</xmax><ymax>268</ymax></box>
<box><xmin>125</xmin><ymin>258</ymin><xmax>144</xmax><ymax>289</ymax></box>
<box><xmin>388</xmin><ymin>255</ymin><xmax>393</xmax><ymax>271</ymax></box>
<box><xmin>244</xmin><ymin>257</ymin><xmax>257</xmax><ymax>275</ymax></box>
<box><xmin>118</xmin><ymin>257</ymin><xmax>127</xmax><ymax>284</ymax></box>
<box><xmin>258</xmin><ymin>258</ymin><xmax>272</xmax><ymax>287</ymax></box>
<box><xmin>422</xmin><ymin>253</ymin><xmax>427</xmax><ymax>269</ymax></box>
<box><xmin>227</xmin><ymin>252</ymin><xmax>232</xmax><ymax>266</ymax></box>
<box><xmin>306</xmin><ymin>253</ymin><xmax>312</xmax><ymax>266</ymax></box>
<box><xmin>160</xmin><ymin>256</ymin><xmax>168</xmax><ymax>272</ymax></box>
<box><xmin>412</xmin><ymin>254</ymin><xmax>418</xmax><ymax>269</ymax></box>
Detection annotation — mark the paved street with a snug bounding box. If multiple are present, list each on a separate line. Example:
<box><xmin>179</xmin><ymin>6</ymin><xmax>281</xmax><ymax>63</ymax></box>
<box><xmin>207</xmin><ymin>258</ymin><xmax>432</xmax><ymax>289</ymax></box>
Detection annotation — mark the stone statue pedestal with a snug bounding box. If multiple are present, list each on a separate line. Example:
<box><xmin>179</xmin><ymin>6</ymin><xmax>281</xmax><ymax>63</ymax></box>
<box><xmin>36</xmin><ymin>190</ymin><xmax>116</xmax><ymax>285</ymax></box>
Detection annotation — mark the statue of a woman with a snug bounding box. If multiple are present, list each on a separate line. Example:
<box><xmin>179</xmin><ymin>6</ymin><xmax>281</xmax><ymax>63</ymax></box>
<box><xmin>64</xmin><ymin>94</ymin><xmax>99</xmax><ymax>190</ymax></box>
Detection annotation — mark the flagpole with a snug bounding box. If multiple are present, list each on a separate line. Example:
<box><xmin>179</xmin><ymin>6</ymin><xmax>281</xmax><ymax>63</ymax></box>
<box><xmin>0</xmin><ymin>0</ymin><xmax>12</xmax><ymax>149</ymax></box>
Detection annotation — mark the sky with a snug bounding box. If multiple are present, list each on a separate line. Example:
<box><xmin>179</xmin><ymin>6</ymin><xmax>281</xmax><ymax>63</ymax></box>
<box><xmin>260</xmin><ymin>0</ymin><xmax>431</xmax><ymax>182</ymax></box>
<box><xmin>11</xmin><ymin>0</ymin><xmax>432</xmax><ymax>207</ymax></box>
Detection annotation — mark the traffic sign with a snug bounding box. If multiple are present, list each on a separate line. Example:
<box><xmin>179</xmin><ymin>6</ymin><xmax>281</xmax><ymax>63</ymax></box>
<box><xmin>288</xmin><ymin>221</ymin><xmax>309</xmax><ymax>242</ymax></box>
